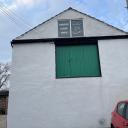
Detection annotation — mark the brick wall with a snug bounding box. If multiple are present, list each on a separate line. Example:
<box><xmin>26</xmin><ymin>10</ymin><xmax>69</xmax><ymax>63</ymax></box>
<box><xmin>0</xmin><ymin>91</ymin><xmax>9</xmax><ymax>115</ymax></box>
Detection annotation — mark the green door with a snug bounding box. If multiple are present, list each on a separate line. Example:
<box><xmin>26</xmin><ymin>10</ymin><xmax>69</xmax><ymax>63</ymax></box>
<box><xmin>56</xmin><ymin>44</ymin><xmax>101</xmax><ymax>78</ymax></box>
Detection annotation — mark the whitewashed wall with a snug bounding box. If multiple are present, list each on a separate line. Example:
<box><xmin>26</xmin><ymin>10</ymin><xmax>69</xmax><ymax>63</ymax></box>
<box><xmin>16</xmin><ymin>9</ymin><xmax>126</xmax><ymax>40</ymax></box>
<box><xmin>8</xmin><ymin>39</ymin><xmax>128</xmax><ymax>128</ymax></box>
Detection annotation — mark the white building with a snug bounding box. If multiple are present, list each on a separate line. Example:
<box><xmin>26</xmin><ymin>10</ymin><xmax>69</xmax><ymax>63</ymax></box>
<box><xmin>8</xmin><ymin>8</ymin><xmax>128</xmax><ymax>128</ymax></box>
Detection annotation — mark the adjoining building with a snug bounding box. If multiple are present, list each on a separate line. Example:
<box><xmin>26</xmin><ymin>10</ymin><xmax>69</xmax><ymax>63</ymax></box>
<box><xmin>0</xmin><ymin>90</ymin><xmax>9</xmax><ymax>115</ymax></box>
<box><xmin>8</xmin><ymin>7</ymin><xmax>128</xmax><ymax>128</ymax></box>
<box><xmin>0</xmin><ymin>90</ymin><xmax>9</xmax><ymax>128</ymax></box>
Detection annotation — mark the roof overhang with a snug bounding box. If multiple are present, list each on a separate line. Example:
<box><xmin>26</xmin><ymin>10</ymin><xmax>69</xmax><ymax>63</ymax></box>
<box><xmin>11</xmin><ymin>35</ymin><xmax>128</xmax><ymax>46</ymax></box>
<box><xmin>0</xmin><ymin>90</ymin><xmax>9</xmax><ymax>97</ymax></box>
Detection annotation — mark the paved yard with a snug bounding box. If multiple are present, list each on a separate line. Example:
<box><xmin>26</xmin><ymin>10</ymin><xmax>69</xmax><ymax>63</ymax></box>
<box><xmin>0</xmin><ymin>115</ymin><xmax>6</xmax><ymax>128</ymax></box>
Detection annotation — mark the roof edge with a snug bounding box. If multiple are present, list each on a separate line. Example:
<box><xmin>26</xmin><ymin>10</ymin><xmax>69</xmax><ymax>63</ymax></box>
<box><xmin>0</xmin><ymin>90</ymin><xmax>9</xmax><ymax>97</ymax></box>
<box><xmin>71</xmin><ymin>8</ymin><xmax>128</xmax><ymax>34</ymax></box>
<box><xmin>15</xmin><ymin>7</ymin><xmax>74</xmax><ymax>40</ymax></box>
<box><xmin>15</xmin><ymin>7</ymin><xmax>128</xmax><ymax>40</ymax></box>
<box><xmin>11</xmin><ymin>35</ymin><xmax>128</xmax><ymax>46</ymax></box>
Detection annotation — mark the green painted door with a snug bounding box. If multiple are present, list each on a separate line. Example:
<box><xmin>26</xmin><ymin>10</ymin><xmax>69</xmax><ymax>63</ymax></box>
<box><xmin>56</xmin><ymin>44</ymin><xmax>101</xmax><ymax>78</ymax></box>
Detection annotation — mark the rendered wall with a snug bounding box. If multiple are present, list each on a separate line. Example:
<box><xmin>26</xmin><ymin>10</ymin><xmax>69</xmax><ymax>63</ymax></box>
<box><xmin>16</xmin><ymin>9</ymin><xmax>126</xmax><ymax>40</ymax></box>
<box><xmin>8</xmin><ymin>39</ymin><xmax>128</xmax><ymax>128</ymax></box>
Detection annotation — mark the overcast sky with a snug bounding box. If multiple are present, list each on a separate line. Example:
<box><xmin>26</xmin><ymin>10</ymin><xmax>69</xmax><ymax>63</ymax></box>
<box><xmin>0</xmin><ymin>0</ymin><xmax>128</xmax><ymax>63</ymax></box>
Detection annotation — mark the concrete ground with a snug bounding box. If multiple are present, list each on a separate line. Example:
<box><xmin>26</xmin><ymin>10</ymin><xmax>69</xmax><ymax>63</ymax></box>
<box><xmin>0</xmin><ymin>115</ymin><xmax>6</xmax><ymax>128</ymax></box>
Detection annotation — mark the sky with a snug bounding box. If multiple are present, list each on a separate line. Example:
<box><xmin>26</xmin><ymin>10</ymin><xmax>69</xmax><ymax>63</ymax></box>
<box><xmin>0</xmin><ymin>0</ymin><xmax>128</xmax><ymax>63</ymax></box>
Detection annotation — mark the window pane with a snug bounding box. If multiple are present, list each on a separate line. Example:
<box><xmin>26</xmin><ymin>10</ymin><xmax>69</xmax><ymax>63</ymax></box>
<box><xmin>71</xmin><ymin>20</ymin><xmax>84</xmax><ymax>37</ymax></box>
<box><xmin>56</xmin><ymin>44</ymin><xmax>101</xmax><ymax>78</ymax></box>
<box><xmin>125</xmin><ymin>104</ymin><xmax>128</xmax><ymax>119</ymax></box>
<box><xmin>117</xmin><ymin>103</ymin><xmax>126</xmax><ymax>117</ymax></box>
<box><xmin>58</xmin><ymin>20</ymin><xmax>70</xmax><ymax>37</ymax></box>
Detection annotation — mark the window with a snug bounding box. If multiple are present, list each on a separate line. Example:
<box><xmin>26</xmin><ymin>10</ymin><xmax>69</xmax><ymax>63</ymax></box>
<box><xmin>125</xmin><ymin>104</ymin><xmax>128</xmax><ymax>119</ymax></box>
<box><xmin>117</xmin><ymin>103</ymin><xmax>126</xmax><ymax>117</ymax></box>
<box><xmin>58</xmin><ymin>19</ymin><xmax>84</xmax><ymax>38</ymax></box>
<box><xmin>56</xmin><ymin>44</ymin><xmax>101</xmax><ymax>78</ymax></box>
<box><xmin>71</xmin><ymin>20</ymin><xmax>84</xmax><ymax>37</ymax></box>
<box><xmin>58</xmin><ymin>20</ymin><xmax>70</xmax><ymax>37</ymax></box>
